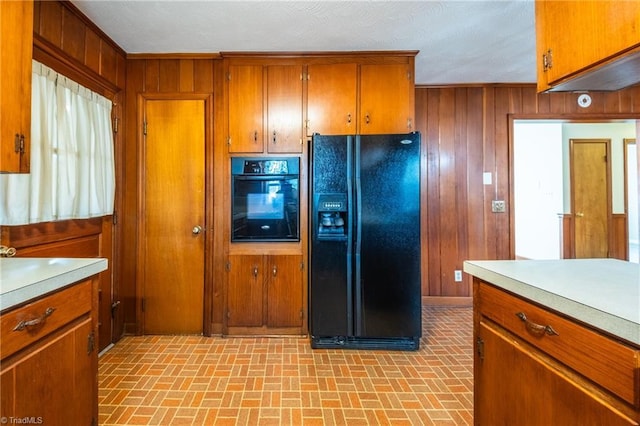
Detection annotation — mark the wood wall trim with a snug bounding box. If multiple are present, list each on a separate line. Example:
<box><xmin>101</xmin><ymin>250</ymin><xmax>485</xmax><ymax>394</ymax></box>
<box><xmin>127</xmin><ymin>53</ymin><xmax>222</xmax><ymax>60</ymax></box>
<box><xmin>33</xmin><ymin>41</ymin><xmax>119</xmax><ymax>96</ymax></box>
<box><xmin>1</xmin><ymin>218</ymin><xmax>103</xmax><ymax>249</ymax></box>
<box><xmin>221</xmin><ymin>50</ymin><xmax>419</xmax><ymax>58</ymax></box>
<box><xmin>422</xmin><ymin>296</ymin><xmax>472</xmax><ymax>306</ymax></box>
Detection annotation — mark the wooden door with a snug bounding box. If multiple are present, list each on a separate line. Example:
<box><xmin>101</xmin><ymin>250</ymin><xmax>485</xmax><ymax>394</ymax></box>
<box><xmin>307</xmin><ymin>63</ymin><xmax>357</xmax><ymax>136</ymax></box>
<box><xmin>266</xmin><ymin>65</ymin><xmax>303</xmax><ymax>153</ymax></box>
<box><xmin>266</xmin><ymin>255</ymin><xmax>303</xmax><ymax>327</ymax></box>
<box><xmin>359</xmin><ymin>63</ymin><xmax>414</xmax><ymax>135</ymax></box>
<box><xmin>227</xmin><ymin>255</ymin><xmax>264</xmax><ymax>327</ymax></box>
<box><xmin>141</xmin><ymin>99</ymin><xmax>205</xmax><ymax>334</ymax></box>
<box><xmin>228</xmin><ymin>65</ymin><xmax>264</xmax><ymax>153</ymax></box>
<box><xmin>571</xmin><ymin>139</ymin><xmax>611</xmax><ymax>258</ymax></box>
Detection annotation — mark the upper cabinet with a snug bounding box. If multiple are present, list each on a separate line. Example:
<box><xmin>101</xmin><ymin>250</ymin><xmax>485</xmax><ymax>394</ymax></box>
<box><xmin>306</xmin><ymin>61</ymin><xmax>415</xmax><ymax>136</ymax></box>
<box><xmin>359</xmin><ymin>63</ymin><xmax>414</xmax><ymax>134</ymax></box>
<box><xmin>227</xmin><ymin>64</ymin><xmax>303</xmax><ymax>153</ymax></box>
<box><xmin>307</xmin><ymin>63</ymin><xmax>357</xmax><ymax>136</ymax></box>
<box><xmin>227</xmin><ymin>53</ymin><xmax>417</xmax><ymax>150</ymax></box>
<box><xmin>536</xmin><ymin>0</ymin><xmax>640</xmax><ymax>92</ymax></box>
<box><xmin>1</xmin><ymin>0</ymin><xmax>33</xmax><ymax>173</ymax></box>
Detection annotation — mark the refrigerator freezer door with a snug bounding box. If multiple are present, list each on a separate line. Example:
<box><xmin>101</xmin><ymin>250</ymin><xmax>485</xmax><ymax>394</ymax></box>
<box><xmin>356</xmin><ymin>133</ymin><xmax>421</xmax><ymax>339</ymax></box>
<box><xmin>309</xmin><ymin>135</ymin><xmax>353</xmax><ymax>339</ymax></box>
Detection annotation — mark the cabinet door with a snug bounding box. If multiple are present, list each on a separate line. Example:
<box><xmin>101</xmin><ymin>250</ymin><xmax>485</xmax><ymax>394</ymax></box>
<box><xmin>307</xmin><ymin>63</ymin><xmax>357</xmax><ymax>136</ymax></box>
<box><xmin>0</xmin><ymin>0</ymin><xmax>32</xmax><ymax>172</ymax></box>
<box><xmin>266</xmin><ymin>255</ymin><xmax>303</xmax><ymax>327</ymax></box>
<box><xmin>227</xmin><ymin>255</ymin><xmax>264</xmax><ymax>327</ymax></box>
<box><xmin>476</xmin><ymin>322</ymin><xmax>638</xmax><ymax>426</ymax></box>
<box><xmin>266</xmin><ymin>65</ymin><xmax>303</xmax><ymax>153</ymax></box>
<box><xmin>12</xmin><ymin>320</ymin><xmax>95</xmax><ymax>425</ymax></box>
<box><xmin>536</xmin><ymin>1</ymin><xmax>640</xmax><ymax>91</ymax></box>
<box><xmin>359</xmin><ymin>64</ymin><xmax>414</xmax><ymax>135</ymax></box>
<box><xmin>228</xmin><ymin>65</ymin><xmax>264</xmax><ymax>153</ymax></box>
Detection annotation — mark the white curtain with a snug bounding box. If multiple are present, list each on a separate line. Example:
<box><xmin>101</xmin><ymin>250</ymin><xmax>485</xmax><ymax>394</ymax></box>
<box><xmin>0</xmin><ymin>61</ymin><xmax>115</xmax><ymax>225</ymax></box>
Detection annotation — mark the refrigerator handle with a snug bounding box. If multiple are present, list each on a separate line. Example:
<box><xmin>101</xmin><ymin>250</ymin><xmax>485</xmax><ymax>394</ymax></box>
<box><xmin>354</xmin><ymin>135</ymin><xmax>363</xmax><ymax>335</ymax></box>
<box><xmin>346</xmin><ymin>136</ymin><xmax>355</xmax><ymax>336</ymax></box>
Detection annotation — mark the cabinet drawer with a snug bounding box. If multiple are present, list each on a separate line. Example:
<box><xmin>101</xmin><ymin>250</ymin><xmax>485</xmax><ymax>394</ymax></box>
<box><xmin>478</xmin><ymin>282</ymin><xmax>639</xmax><ymax>407</ymax></box>
<box><xmin>1</xmin><ymin>280</ymin><xmax>92</xmax><ymax>360</ymax></box>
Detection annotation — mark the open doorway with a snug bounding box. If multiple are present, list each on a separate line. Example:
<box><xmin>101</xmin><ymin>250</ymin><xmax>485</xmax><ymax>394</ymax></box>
<box><xmin>513</xmin><ymin>120</ymin><xmax>638</xmax><ymax>263</ymax></box>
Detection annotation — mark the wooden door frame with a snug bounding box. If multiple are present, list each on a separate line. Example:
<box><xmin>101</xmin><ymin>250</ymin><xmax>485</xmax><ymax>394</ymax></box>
<box><xmin>624</xmin><ymin>138</ymin><xmax>637</xmax><ymax>260</ymax></box>
<box><xmin>135</xmin><ymin>93</ymin><xmax>214</xmax><ymax>336</ymax></box>
<box><xmin>508</xmin><ymin>115</ymin><xmax>640</xmax><ymax>260</ymax></box>
<box><xmin>569</xmin><ymin>138</ymin><xmax>612</xmax><ymax>258</ymax></box>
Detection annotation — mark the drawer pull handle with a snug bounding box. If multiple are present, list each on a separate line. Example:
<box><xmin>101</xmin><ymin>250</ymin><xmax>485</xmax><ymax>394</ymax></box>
<box><xmin>516</xmin><ymin>312</ymin><xmax>559</xmax><ymax>337</ymax></box>
<box><xmin>13</xmin><ymin>307</ymin><xmax>57</xmax><ymax>331</ymax></box>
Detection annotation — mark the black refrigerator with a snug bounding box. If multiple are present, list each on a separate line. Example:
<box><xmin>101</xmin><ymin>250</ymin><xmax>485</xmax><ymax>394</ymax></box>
<box><xmin>309</xmin><ymin>132</ymin><xmax>421</xmax><ymax>350</ymax></box>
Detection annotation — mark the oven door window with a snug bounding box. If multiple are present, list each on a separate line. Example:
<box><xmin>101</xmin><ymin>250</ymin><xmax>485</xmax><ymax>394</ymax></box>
<box><xmin>232</xmin><ymin>176</ymin><xmax>299</xmax><ymax>241</ymax></box>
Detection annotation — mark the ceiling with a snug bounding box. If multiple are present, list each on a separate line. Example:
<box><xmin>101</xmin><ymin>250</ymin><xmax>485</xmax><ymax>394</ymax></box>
<box><xmin>70</xmin><ymin>0</ymin><xmax>537</xmax><ymax>85</ymax></box>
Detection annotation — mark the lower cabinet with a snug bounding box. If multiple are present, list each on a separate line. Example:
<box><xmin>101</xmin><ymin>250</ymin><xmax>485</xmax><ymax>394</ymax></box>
<box><xmin>0</xmin><ymin>278</ymin><xmax>98</xmax><ymax>425</ymax></box>
<box><xmin>474</xmin><ymin>279</ymin><xmax>640</xmax><ymax>425</ymax></box>
<box><xmin>226</xmin><ymin>254</ymin><xmax>304</xmax><ymax>334</ymax></box>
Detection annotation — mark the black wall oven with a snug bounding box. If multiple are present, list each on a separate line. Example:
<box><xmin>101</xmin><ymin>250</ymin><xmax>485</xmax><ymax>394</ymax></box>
<box><xmin>231</xmin><ymin>157</ymin><xmax>299</xmax><ymax>242</ymax></box>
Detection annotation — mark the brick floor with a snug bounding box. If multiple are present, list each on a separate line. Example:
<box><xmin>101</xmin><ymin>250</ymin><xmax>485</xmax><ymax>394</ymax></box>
<box><xmin>99</xmin><ymin>306</ymin><xmax>473</xmax><ymax>425</ymax></box>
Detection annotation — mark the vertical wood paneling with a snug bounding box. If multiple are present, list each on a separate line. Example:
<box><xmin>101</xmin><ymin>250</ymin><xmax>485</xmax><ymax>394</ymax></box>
<box><xmin>179</xmin><ymin>60</ymin><xmax>195</xmax><ymax>92</ymax></box>
<box><xmin>465</xmin><ymin>88</ymin><xmax>485</xmax><ymax>262</ymax></box>
<box><xmin>84</xmin><ymin>28</ymin><xmax>101</xmax><ymax>74</ymax></box>
<box><xmin>416</xmin><ymin>84</ymin><xmax>640</xmax><ymax>298</ymax></box>
<box><xmin>194</xmin><ymin>60</ymin><xmax>215</xmax><ymax>93</ymax></box>
<box><xmin>37</xmin><ymin>1</ymin><xmax>62</xmax><ymax>47</ymax></box>
<box><xmin>122</xmin><ymin>57</ymin><xmax>218</xmax><ymax>332</ymax></box>
<box><xmin>34</xmin><ymin>1</ymin><xmax>126</xmax><ymax>91</ymax></box>
<box><xmin>158</xmin><ymin>59</ymin><xmax>179</xmax><ymax>92</ymax></box>
<box><xmin>61</xmin><ymin>7</ymin><xmax>85</xmax><ymax>62</ymax></box>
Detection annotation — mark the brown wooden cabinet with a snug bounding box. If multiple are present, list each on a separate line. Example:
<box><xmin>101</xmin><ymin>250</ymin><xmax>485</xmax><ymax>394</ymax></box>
<box><xmin>535</xmin><ymin>0</ymin><xmax>640</xmax><ymax>92</ymax></box>
<box><xmin>0</xmin><ymin>278</ymin><xmax>99</xmax><ymax>425</ymax></box>
<box><xmin>227</xmin><ymin>64</ymin><xmax>303</xmax><ymax>153</ymax></box>
<box><xmin>226</xmin><ymin>254</ymin><xmax>304</xmax><ymax>334</ymax></box>
<box><xmin>306</xmin><ymin>63</ymin><xmax>358</xmax><ymax>136</ymax></box>
<box><xmin>359</xmin><ymin>63</ymin><xmax>414</xmax><ymax>134</ymax></box>
<box><xmin>474</xmin><ymin>279</ymin><xmax>640</xmax><ymax>425</ymax></box>
<box><xmin>0</xmin><ymin>0</ymin><xmax>33</xmax><ymax>172</ymax></box>
<box><xmin>306</xmin><ymin>62</ymin><xmax>415</xmax><ymax>136</ymax></box>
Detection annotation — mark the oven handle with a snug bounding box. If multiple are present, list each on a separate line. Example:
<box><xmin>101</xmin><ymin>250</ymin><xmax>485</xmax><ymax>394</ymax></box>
<box><xmin>232</xmin><ymin>174</ymin><xmax>298</xmax><ymax>180</ymax></box>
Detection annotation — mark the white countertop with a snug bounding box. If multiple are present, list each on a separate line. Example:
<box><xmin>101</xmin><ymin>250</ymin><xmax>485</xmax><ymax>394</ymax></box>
<box><xmin>463</xmin><ymin>259</ymin><xmax>640</xmax><ymax>346</ymax></box>
<box><xmin>0</xmin><ymin>257</ymin><xmax>108</xmax><ymax>311</ymax></box>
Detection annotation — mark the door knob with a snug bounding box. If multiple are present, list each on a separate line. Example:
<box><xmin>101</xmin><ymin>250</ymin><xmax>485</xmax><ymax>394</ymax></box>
<box><xmin>192</xmin><ymin>225</ymin><xmax>203</xmax><ymax>234</ymax></box>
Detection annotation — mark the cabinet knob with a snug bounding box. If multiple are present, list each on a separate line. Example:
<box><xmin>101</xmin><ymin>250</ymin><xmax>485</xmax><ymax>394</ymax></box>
<box><xmin>347</xmin><ymin>113</ymin><xmax>352</xmax><ymax>124</ymax></box>
<box><xmin>253</xmin><ymin>266</ymin><xmax>259</xmax><ymax>277</ymax></box>
<box><xmin>273</xmin><ymin>266</ymin><xmax>277</xmax><ymax>277</ymax></box>
<box><xmin>365</xmin><ymin>114</ymin><xmax>370</xmax><ymax>124</ymax></box>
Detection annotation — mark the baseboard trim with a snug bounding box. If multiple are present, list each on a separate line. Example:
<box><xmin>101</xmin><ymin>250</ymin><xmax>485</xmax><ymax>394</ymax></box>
<box><xmin>422</xmin><ymin>296</ymin><xmax>472</xmax><ymax>306</ymax></box>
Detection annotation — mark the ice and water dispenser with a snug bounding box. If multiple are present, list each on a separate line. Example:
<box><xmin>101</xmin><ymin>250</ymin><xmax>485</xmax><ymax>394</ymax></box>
<box><xmin>316</xmin><ymin>194</ymin><xmax>348</xmax><ymax>239</ymax></box>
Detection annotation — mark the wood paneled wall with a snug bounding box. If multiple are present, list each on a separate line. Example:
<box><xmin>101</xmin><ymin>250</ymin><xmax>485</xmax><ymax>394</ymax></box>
<box><xmin>122</xmin><ymin>56</ymin><xmax>224</xmax><ymax>333</ymax></box>
<box><xmin>415</xmin><ymin>85</ymin><xmax>640</xmax><ymax>301</ymax></box>
<box><xmin>0</xmin><ymin>1</ymin><xmax>127</xmax><ymax>347</ymax></box>
<box><xmin>33</xmin><ymin>1</ymin><xmax>126</xmax><ymax>92</ymax></box>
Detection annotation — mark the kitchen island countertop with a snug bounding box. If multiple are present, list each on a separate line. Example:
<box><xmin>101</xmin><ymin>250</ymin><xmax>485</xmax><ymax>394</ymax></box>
<box><xmin>463</xmin><ymin>258</ymin><xmax>640</xmax><ymax>346</ymax></box>
<box><xmin>0</xmin><ymin>257</ymin><xmax>108</xmax><ymax>311</ymax></box>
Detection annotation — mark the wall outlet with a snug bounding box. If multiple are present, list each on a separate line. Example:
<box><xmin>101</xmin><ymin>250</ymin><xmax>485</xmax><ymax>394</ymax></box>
<box><xmin>454</xmin><ymin>270</ymin><xmax>463</xmax><ymax>282</ymax></box>
<box><xmin>492</xmin><ymin>200</ymin><xmax>506</xmax><ymax>213</ymax></box>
